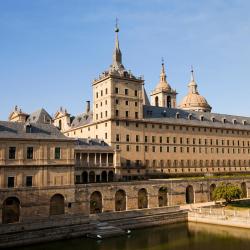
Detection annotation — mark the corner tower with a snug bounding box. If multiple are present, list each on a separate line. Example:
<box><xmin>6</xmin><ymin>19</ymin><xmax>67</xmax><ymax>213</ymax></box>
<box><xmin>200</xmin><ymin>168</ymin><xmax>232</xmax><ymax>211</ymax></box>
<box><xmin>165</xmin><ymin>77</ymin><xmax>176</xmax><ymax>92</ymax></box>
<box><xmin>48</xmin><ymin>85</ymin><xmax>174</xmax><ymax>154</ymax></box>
<box><xmin>150</xmin><ymin>60</ymin><xmax>177</xmax><ymax>108</ymax></box>
<box><xmin>92</xmin><ymin>22</ymin><xmax>144</xmax><ymax>123</ymax></box>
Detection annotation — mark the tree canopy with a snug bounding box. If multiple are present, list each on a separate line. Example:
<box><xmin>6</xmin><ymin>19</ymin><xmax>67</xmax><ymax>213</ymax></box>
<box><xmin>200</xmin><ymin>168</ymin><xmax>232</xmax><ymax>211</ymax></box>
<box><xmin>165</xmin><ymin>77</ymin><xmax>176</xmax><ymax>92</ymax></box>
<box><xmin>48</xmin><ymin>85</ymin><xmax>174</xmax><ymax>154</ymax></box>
<box><xmin>212</xmin><ymin>183</ymin><xmax>242</xmax><ymax>203</ymax></box>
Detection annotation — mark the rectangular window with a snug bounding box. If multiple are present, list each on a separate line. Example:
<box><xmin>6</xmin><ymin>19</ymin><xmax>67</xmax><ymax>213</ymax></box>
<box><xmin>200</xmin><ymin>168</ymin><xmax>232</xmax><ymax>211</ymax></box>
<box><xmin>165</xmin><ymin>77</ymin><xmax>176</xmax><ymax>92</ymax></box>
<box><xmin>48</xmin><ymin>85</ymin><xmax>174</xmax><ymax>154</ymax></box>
<box><xmin>55</xmin><ymin>147</ymin><xmax>61</xmax><ymax>159</ymax></box>
<box><xmin>126</xmin><ymin>134</ymin><xmax>130</xmax><ymax>142</ymax></box>
<box><xmin>125</xmin><ymin>88</ymin><xmax>128</xmax><ymax>95</ymax></box>
<box><xmin>145</xmin><ymin>146</ymin><xmax>148</xmax><ymax>152</ymax></box>
<box><xmin>116</xmin><ymin>120</ymin><xmax>119</xmax><ymax>126</ymax></box>
<box><xmin>167</xmin><ymin>137</ymin><xmax>169</xmax><ymax>143</ymax></box>
<box><xmin>136</xmin><ymin>145</ymin><xmax>139</xmax><ymax>152</ymax></box>
<box><xmin>26</xmin><ymin>176</ymin><xmax>33</xmax><ymax>187</ymax></box>
<box><xmin>9</xmin><ymin>147</ymin><xmax>16</xmax><ymax>159</ymax></box>
<box><xmin>105</xmin><ymin>88</ymin><xmax>108</xmax><ymax>94</ymax></box>
<box><xmin>135</xmin><ymin>90</ymin><xmax>138</xmax><ymax>96</ymax></box>
<box><xmin>145</xmin><ymin>136</ymin><xmax>148</xmax><ymax>142</ymax></box>
<box><xmin>136</xmin><ymin>135</ymin><xmax>139</xmax><ymax>142</ymax></box>
<box><xmin>116</xmin><ymin>134</ymin><xmax>120</xmax><ymax>142</ymax></box>
<box><xmin>135</xmin><ymin>102</ymin><xmax>138</xmax><ymax>106</ymax></box>
<box><xmin>115</xmin><ymin>87</ymin><xmax>119</xmax><ymax>94</ymax></box>
<box><xmin>105</xmin><ymin>133</ymin><xmax>107</xmax><ymax>139</ymax></box>
<box><xmin>152</xmin><ymin>136</ymin><xmax>155</xmax><ymax>143</ymax></box>
<box><xmin>126</xmin><ymin>145</ymin><xmax>130</xmax><ymax>151</ymax></box>
<box><xmin>126</xmin><ymin>111</ymin><xmax>129</xmax><ymax>117</ymax></box>
<box><xmin>160</xmin><ymin>137</ymin><xmax>162</xmax><ymax>143</ymax></box>
<box><xmin>27</xmin><ymin>147</ymin><xmax>33</xmax><ymax>159</ymax></box>
<box><xmin>116</xmin><ymin>110</ymin><xmax>119</xmax><ymax>116</ymax></box>
<box><xmin>135</xmin><ymin>112</ymin><xmax>138</xmax><ymax>119</ymax></box>
<box><xmin>152</xmin><ymin>146</ymin><xmax>156</xmax><ymax>152</ymax></box>
<box><xmin>8</xmin><ymin>177</ymin><xmax>14</xmax><ymax>188</ymax></box>
<box><xmin>125</xmin><ymin>100</ymin><xmax>129</xmax><ymax>105</ymax></box>
<box><xmin>116</xmin><ymin>99</ymin><xmax>119</xmax><ymax>104</ymax></box>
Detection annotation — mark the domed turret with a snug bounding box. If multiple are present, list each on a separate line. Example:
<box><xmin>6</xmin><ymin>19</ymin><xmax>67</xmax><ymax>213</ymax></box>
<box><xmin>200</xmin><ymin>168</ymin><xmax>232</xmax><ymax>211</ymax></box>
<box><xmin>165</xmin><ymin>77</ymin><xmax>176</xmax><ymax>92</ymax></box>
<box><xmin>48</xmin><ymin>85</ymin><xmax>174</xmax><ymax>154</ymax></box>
<box><xmin>151</xmin><ymin>59</ymin><xmax>177</xmax><ymax>108</ymax></box>
<box><xmin>179</xmin><ymin>67</ymin><xmax>212</xmax><ymax>112</ymax></box>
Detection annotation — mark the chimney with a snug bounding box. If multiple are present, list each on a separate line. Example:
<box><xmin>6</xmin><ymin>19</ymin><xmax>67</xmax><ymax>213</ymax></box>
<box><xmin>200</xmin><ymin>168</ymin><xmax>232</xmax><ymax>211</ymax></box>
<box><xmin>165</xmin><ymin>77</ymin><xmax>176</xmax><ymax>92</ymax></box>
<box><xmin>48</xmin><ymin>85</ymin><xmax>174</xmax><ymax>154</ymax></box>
<box><xmin>86</xmin><ymin>101</ymin><xmax>90</xmax><ymax>113</ymax></box>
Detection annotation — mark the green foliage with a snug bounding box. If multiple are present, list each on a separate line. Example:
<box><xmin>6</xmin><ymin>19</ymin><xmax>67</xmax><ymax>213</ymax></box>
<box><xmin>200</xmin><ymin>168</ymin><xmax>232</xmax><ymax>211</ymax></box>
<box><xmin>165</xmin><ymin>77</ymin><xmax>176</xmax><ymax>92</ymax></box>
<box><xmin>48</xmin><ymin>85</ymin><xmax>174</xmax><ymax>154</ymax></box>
<box><xmin>212</xmin><ymin>183</ymin><xmax>243</xmax><ymax>203</ymax></box>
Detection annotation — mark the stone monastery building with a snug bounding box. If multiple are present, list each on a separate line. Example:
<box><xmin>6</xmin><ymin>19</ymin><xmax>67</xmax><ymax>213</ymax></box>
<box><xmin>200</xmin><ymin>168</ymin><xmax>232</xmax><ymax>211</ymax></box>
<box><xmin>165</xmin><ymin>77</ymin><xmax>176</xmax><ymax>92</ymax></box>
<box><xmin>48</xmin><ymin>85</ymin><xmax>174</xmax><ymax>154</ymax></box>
<box><xmin>1</xmin><ymin>24</ymin><xmax>250</xmax><ymax>228</ymax></box>
<box><xmin>49</xmin><ymin>25</ymin><xmax>250</xmax><ymax>181</ymax></box>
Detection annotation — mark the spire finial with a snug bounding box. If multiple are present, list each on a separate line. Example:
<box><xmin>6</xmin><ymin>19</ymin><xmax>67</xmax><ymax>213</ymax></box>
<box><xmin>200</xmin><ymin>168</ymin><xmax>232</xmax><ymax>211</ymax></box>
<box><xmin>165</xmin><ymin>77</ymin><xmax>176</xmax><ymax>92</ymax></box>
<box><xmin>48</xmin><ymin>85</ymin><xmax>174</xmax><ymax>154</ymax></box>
<box><xmin>112</xmin><ymin>18</ymin><xmax>122</xmax><ymax>66</ymax></box>
<box><xmin>115</xmin><ymin>17</ymin><xmax>119</xmax><ymax>33</ymax></box>
<box><xmin>191</xmin><ymin>65</ymin><xmax>195</xmax><ymax>82</ymax></box>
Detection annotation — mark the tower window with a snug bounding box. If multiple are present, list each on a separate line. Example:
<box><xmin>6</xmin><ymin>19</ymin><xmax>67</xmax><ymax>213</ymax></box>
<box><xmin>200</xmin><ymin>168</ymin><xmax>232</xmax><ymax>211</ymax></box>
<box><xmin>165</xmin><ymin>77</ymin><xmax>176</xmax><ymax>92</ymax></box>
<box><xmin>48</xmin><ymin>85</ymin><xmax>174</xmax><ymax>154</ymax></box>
<box><xmin>125</xmin><ymin>89</ymin><xmax>128</xmax><ymax>95</ymax></box>
<box><xmin>8</xmin><ymin>177</ymin><xmax>14</xmax><ymax>188</ymax></box>
<box><xmin>26</xmin><ymin>176</ymin><xmax>33</xmax><ymax>187</ymax></box>
<box><xmin>115</xmin><ymin>110</ymin><xmax>119</xmax><ymax>116</ymax></box>
<box><xmin>155</xmin><ymin>96</ymin><xmax>159</xmax><ymax>107</ymax></box>
<box><xmin>115</xmin><ymin>99</ymin><xmax>119</xmax><ymax>104</ymax></box>
<box><xmin>135</xmin><ymin>90</ymin><xmax>138</xmax><ymax>96</ymax></box>
<box><xmin>125</xmin><ymin>111</ymin><xmax>129</xmax><ymax>117</ymax></box>
<box><xmin>115</xmin><ymin>87</ymin><xmax>119</xmax><ymax>94</ymax></box>
<box><xmin>105</xmin><ymin>88</ymin><xmax>108</xmax><ymax>94</ymax></box>
<box><xmin>167</xmin><ymin>96</ymin><xmax>171</xmax><ymax>108</ymax></box>
<box><xmin>125</xmin><ymin>100</ymin><xmax>129</xmax><ymax>105</ymax></box>
<box><xmin>135</xmin><ymin>112</ymin><xmax>138</xmax><ymax>119</ymax></box>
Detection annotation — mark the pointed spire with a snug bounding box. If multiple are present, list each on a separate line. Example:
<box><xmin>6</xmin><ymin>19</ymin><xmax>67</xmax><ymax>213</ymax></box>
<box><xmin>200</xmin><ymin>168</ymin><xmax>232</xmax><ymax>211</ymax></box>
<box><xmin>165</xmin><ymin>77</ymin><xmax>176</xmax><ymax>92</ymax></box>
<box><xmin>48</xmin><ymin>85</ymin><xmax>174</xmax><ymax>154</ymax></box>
<box><xmin>160</xmin><ymin>57</ymin><xmax>167</xmax><ymax>82</ymax></box>
<box><xmin>188</xmin><ymin>66</ymin><xmax>198</xmax><ymax>94</ymax></box>
<box><xmin>112</xmin><ymin>18</ymin><xmax>122</xmax><ymax>66</ymax></box>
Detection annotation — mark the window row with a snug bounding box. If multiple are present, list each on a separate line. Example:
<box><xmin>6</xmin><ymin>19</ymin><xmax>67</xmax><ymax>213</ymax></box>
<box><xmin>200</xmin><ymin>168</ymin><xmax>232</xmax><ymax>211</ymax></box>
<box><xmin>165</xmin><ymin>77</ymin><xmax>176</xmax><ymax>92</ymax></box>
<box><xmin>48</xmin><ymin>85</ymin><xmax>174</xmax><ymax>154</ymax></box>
<box><xmin>7</xmin><ymin>147</ymin><xmax>61</xmax><ymax>160</ymax></box>
<box><xmin>115</xmin><ymin>134</ymin><xmax>250</xmax><ymax>147</ymax></box>
<box><xmin>115</xmin><ymin>120</ymin><xmax>250</xmax><ymax>136</ymax></box>
<box><xmin>117</xmin><ymin>144</ymin><xmax>250</xmax><ymax>154</ymax></box>
<box><xmin>7</xmin><ymin>176</ymin><xmax>33</xmax><ymax>188</ymax></box>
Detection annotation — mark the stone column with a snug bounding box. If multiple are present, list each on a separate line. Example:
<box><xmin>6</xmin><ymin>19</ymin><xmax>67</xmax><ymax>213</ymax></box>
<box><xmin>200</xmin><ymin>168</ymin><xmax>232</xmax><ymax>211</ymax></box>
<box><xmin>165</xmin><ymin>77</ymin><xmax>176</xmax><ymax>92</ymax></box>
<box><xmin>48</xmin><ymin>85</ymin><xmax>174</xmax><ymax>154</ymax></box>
<box><xmin>106</xmin><ymin>153</ymin><xmax>109</xmax><ymax>167</ymax></box>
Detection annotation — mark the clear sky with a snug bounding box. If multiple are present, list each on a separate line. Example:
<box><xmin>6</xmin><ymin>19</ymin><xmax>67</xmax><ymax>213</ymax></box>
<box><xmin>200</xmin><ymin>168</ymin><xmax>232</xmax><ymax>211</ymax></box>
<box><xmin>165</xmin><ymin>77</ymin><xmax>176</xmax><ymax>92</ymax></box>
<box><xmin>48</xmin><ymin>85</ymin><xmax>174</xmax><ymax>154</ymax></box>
<box><xmin>0</xmin><ymin>0</ymin><xmax>250</xmax><ymax>120</ymax></box>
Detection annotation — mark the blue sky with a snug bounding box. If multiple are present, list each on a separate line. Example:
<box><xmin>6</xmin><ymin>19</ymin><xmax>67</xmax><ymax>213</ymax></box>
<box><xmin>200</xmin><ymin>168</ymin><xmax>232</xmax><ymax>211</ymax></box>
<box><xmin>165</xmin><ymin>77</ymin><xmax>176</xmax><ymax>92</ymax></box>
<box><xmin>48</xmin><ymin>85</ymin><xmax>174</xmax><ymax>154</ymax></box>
<box><xmin>0</xmin><ymin>0</ymin><xmax>250</xmax><ymax>119</ymax></box>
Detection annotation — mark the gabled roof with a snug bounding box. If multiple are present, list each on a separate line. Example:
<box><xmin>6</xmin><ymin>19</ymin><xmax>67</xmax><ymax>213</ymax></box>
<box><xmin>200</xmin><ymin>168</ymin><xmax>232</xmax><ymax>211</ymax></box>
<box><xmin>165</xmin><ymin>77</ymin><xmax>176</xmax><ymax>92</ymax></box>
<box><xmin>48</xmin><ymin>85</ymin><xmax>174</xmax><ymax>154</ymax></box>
<box><xmin>71</xmin><ymin>112</ymin><xmax>93</xmax><ymax>128</ymax></box>
<box><xmin>27</xmin><ymin>108</ymin><xmax>52</xmax><ymax>124</ymax></box>
<box><xmin>0</xmin><ymin>121</ymin><xmax>73</xmax><ymax>140</ymax></box>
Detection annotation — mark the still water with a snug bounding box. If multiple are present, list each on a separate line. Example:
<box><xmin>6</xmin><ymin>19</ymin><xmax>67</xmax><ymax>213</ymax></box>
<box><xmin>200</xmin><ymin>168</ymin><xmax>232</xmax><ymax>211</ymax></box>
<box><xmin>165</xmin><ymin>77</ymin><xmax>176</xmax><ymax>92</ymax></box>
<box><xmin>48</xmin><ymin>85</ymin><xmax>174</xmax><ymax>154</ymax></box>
<box><xmin>15</xmin><ymin>222</ymin><xmax>250</xmax><ymax>250</ymax></box>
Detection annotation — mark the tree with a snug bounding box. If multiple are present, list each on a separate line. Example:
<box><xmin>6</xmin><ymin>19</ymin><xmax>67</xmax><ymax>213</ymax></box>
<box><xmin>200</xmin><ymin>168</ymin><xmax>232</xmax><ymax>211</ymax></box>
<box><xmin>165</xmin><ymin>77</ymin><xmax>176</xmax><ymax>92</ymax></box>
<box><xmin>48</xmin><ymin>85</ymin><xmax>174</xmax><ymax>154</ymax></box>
<box><xmin>212</xmin><ymin>183</ymin><xmax>242</xmax><ymax>203</ymax></box>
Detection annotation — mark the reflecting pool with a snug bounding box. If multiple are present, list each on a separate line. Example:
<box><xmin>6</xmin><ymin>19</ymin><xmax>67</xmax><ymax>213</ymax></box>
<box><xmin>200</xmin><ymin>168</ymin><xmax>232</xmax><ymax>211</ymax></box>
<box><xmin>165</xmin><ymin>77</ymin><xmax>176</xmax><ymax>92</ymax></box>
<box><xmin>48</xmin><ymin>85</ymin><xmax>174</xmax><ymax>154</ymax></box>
<box><xmin>14</xmin><ymin>222</ymin><xmax>250</xmax><ymax>250</ymax></box>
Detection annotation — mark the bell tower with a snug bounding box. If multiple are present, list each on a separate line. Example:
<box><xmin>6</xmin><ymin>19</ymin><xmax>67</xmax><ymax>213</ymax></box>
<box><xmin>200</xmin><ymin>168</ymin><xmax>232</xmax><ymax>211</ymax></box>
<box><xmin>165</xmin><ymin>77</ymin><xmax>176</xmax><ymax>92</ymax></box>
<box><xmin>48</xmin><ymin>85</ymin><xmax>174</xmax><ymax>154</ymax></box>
<box><xmin>150</xmin><ymin>59</ymin><xmax>177</xmax><ymax>108</ymax></box>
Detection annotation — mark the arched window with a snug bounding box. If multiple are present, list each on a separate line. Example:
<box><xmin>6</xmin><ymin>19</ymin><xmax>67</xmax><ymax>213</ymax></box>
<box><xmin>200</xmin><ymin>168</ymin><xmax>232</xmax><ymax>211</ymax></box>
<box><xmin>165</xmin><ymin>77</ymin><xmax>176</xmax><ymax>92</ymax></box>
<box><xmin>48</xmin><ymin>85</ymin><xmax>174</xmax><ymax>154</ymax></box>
<box><xmin>82</xmin><ymin>171</ymin><xmax>88</xmax><ymax>183</ymax></box>
<box><xmin>101</xmin><ymin>171</ymin><xmax>107</xmax><ymax>182</ymax></box>
<box><xmin>90</xmin><ymin>191</ymin><xmax>102</xmax><ymax>214</ymax></box>
<box><xmin>115</xmin><ymin>189</ymin><xmax>126</xmax><ymax>211</ymax></box>
<box><xmin>167</xmin><ymin>96</ymin><xmax>171</xmax><ymax>108</ymax></box>
<box><xmin>89</xmin><ymin>171</ymin><xmax>95</xmax><ymax>183</ymax></box>
<box><xmin>186</xmin><ymin>185</ymin><xmax>194</xmax><ymax>204</ymax></box>
<box><xmin>155</xmin><ymin>96</ymin><xmax>159</xmax><ymax>107</ymax></box>
<box><xmin>138</xmin><ymin>188</ymin><xmax>148</xmax><ymax>209</ymax></box>
<box><xmin>158</xmin><ymin>187</ymin><xmax>168</xmax><ymax>207</ymax></box>
<box><xmin>2</xmin><ymin>197</ymin><xmax>20</xmax><ymax>224</ymax></box>
<box><xmin>108</xmin><ymin>171</ymin><xmax>114</xmax><ymax>182</ymax></box>
<box><xmin>209</xmin><ymin>184</ymin><xmax>216</xmax><ymax>201</ymax></box>
<box><xmin>50</xmin><ymin>194</ymin><xmax>65</xmax><ymax>216</ymax></box>
<box><xmin>58</xmin><ymin>119</ymin><xmax>62</xmax><ymax>130</ymax></box>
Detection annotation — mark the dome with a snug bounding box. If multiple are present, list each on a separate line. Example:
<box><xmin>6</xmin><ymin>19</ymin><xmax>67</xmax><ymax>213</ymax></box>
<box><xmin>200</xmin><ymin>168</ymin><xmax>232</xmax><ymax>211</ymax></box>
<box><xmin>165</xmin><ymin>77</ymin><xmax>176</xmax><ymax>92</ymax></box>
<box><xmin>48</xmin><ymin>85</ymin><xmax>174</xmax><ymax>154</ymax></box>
<box><xmin>179</xmin><ymin>92</ymin><xmax>211</xmax><ymax>112</ymax></box>
<box><xmin>179</xmin><ymin>69</ymin><xmax>212</xmax><ymax>112</ymax></box>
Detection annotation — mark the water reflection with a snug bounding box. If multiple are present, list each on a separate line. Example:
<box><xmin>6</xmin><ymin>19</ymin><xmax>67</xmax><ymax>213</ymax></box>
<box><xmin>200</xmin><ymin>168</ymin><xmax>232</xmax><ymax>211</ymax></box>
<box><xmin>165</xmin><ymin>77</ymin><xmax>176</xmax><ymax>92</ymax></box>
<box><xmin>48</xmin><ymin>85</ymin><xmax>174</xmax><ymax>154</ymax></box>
<box><xmin>14</xmin><ymin>222</ymin><xmax>250</xmax><ymax>250</ymax></box>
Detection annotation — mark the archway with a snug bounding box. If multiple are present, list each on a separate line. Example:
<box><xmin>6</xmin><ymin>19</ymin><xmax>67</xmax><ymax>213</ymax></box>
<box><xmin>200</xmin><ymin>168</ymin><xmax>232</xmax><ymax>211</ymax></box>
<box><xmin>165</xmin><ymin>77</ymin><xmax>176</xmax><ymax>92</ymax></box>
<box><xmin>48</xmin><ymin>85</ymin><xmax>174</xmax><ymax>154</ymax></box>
<box><xmin>101</xmin><ymin>171</ymin><xmax>107</xmax><ymax>182</ymax></box>
<box><xmin>158</xmin><ymin>187</ymin><xmax>168</xmax><ymax>207</ymax></box>
<box><xmin>82</xmin><ymin>171</ymin><xmax>88</xmax><ymax>183</ymax></box>
<box><xmin>108</xmin><ymin>171</ymin><xmax>114</xmax><ymax>182</ymax></box>
<box><xmin>138</xmin><ymin>188</ymin><xmax>148</xmax><ymax>209</ymax></box>
<box><xmin>115</xmin><ymin>189</ymin><xmax>126</xmax><ymax>211</ymax></box>
<box><xmin>209</xmin><ymin>184</ymin><xmax>216</xmax><ymax>201</ymax></box>
<box><xmin>2</xmin><ymin>197</ymin><xmax>20</xmax><ymax>224</ymax></box>
<box><xmin>186</xmin><ymin>185</ymin><xmax>194</xmax><ymax>204</ymax></box>
<box><xmin>155</xmin><ymin>96</ymin><xmax>159</xmax><ymax>107</ymax></box>
<box><xmin>89</xmin><ymin>171</ymin><xmax>95</xmax><ymax>183</ymax></box>
<box><xmin>90</xmin><ymin>191</ymin><xmax>102</xmax><ymax>214</ymax></box>
<box><xmin>241</xmin><ymin>182</ymin><xmax>247</xmax><ymax>198</ymax></box>
<box><xmin>50</xmin><ymin>194</ymin><xmax>65</xmax><ymax>216</ymax></box>
<box><xmin>167</xmin><ymin>96</ymin><xmax>171</xmax><ymax>108</ymax></box>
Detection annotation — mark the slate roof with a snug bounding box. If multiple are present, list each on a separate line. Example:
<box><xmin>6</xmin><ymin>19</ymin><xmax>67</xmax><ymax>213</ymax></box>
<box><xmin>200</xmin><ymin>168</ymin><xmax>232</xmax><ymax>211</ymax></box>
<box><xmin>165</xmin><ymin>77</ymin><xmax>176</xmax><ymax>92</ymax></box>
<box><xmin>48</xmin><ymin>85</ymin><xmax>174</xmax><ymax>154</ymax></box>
<box><xmin>71</xmin><ymin>112</ymin><xmax>93</xmax><ymax>128</ymax></box>
<box><xmin>0</xmin><ymin>121</ymin><xmax>73</xmax><ymax>140</ymax></box>
<box><xmin>27</xmin><ymin>108</ymin><xmax>52</xmax><ymax>124</ymax></box>
<box><xmin>143</xmin><ymin>105</ymin><xmax>250</xmax><ymax>130</ymax></box>
<box><xmin>74</xmin><ymin>138</ymin><xmax>114</xmax><ymax>152</ymax></box>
